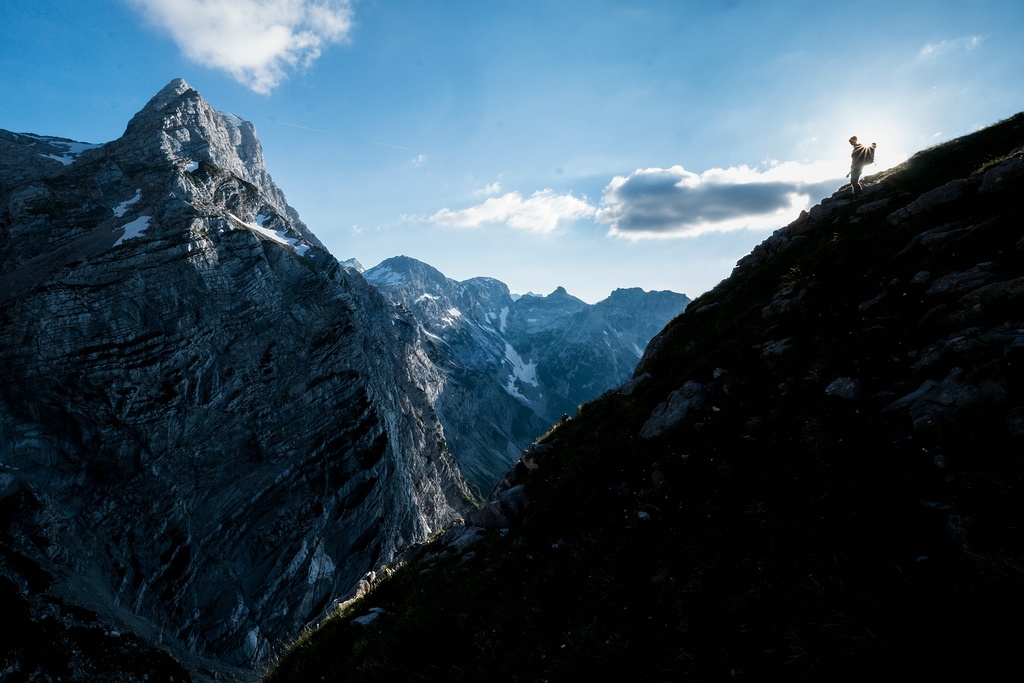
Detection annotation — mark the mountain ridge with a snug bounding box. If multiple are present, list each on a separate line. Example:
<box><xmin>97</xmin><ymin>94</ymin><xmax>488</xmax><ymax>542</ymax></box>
<box><xmin>363</xmin><ymin>255</ymin><xmax>689</xmax><ymax>490</ymax></box>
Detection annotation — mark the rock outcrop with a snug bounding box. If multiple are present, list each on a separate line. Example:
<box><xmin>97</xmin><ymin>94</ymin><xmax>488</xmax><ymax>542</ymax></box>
<box><xmin>0</xmin><ymin>79</ymin><xmax>474</xmax><ymax>681</ymax></box>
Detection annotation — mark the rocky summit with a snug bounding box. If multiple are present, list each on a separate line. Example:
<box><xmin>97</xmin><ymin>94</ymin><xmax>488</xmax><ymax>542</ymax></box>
<box><xmin>265</xmin><ymin>113</ymin><xmax>1024</xmax><ymax>681</ymax></box>
<box><xmin>364</xmin><ymin>255</ymin><xmax>689</xmax><ymax>491</ymax></box>
<box><xmin>0</xmin><ymin>79</ymin><xmax>475</xmax><ymax>681</ymax></box>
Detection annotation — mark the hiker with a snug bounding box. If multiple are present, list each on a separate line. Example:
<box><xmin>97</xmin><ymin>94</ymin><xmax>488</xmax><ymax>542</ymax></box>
<box><xmin>847</xmin><ymin>136</ymin><xmax>876</xmax><ymax>198</ymax></box>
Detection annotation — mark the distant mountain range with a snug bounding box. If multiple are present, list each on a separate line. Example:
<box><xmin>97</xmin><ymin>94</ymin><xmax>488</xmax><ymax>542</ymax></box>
<box><xmin>362</xmin><ymin>255</ymin><xmax>689</xmax><ymax>490</ymax></box>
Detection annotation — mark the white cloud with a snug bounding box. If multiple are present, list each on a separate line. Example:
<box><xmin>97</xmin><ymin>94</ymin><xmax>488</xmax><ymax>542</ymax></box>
<box><xmin>129</xmin><ymin>0</ymin><xmax>353</xmax><ymax>94</ymax></box>
<box><xmin>920</xmin><ymin>35</ymin><xmax>985</xmax><ymax>59</ymax></box>
<box><xmin>425</xmin><ymin>161</ymin><xmax>844</xmax><ymax>240</ymax></box>
<box><xmin>595</xmin><ymin>162</ymin><xmax>842</xmax><ymax>239</ymax></box>
<box><xmin>429</xmin><ymin>189</ymin><xmax>595</xmax><ymax>234</ymax></box>
<box><xmin>412</xmin><ymin>154</ymin><xmax>427</xmax><ymax>167</ymax></box>
<box><xmin>473</xmin><ymin>181</ymin><xmax>503</xmax><ymax>196</ymax></box>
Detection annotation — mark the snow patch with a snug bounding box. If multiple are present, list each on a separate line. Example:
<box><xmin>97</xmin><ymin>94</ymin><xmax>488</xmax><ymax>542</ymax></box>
<box><xmin>219</xmin><ymin>111</ymin><xmax>245</xmax><ymax>127</ymax></box>
<box><xmin>228</xmin><ymin>212</ymin><xmax>310</xmax><ymax>257</ymax></box>
<box><xmin>365</xmin><ymin>266</ymin><xmax>407</xmax><ymax>286</ymax></box>
<box><xmin>505</xmin><ymin>376</ymin><xmax>527</xmax><ymax>401</ymax></box>
<box><xmin>499</xmin><ymin>306</ymin><xmax>510</xmax><ymax>333</ymax></box>
<box><xmin>437</xmin><ymin>307</ymin><xmax>463</xmax><ymax>326</ymax></box>
<box><xmin>42</xmin><ymin>154</ymin><xmax>75</xmax><ymax>166</ymax></box>
<box><xmin>416</xmin><ymin>293</ymin><xmax>438</xmax><ymax>303</ymax></box>
<box><xmin>503</xmin><ymin>343</ymin><xmax>539</xmax><ymax>401</ymax></box>
<box><xmin>113</xmin><ymin>215</ymin><xmax>152</xmax><ymax>246</ymax></box>
<box><xmin>33</xmin><ymin>137</ymin><xmax>101</xmax><ymax>165</ymax></box>
<box><xmin>57</xmin><ymin>140</ymin><xmax>100</xmax><ymax>155</ymax></box>
<box><xmin>420</xmin><ymin>327</ymin><xmax>451</xmax><ymax>347</ymax></box>
<box><xmin>505</xmin><ymin>344</ymin><xmax>539</xmax><ymax>386</ymax></box>
<box><xmin>185</xmin><ymin>160</ymin><xmax>199</xmax><ymax>173</ymax></box>
<box><xmin>113</xmin><ymin>189</ymin><xmax>142</xmax><ymax>217</ymax></box>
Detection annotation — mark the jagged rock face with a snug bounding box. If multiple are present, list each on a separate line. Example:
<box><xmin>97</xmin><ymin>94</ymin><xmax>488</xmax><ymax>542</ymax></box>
<box><xmin>365</xmin><ymin>257</ymin><xmax>545</xmax><ymax>491</ymax></box>
<box><xmin>364</xmin><ymin>256</ymin><xmax>689</xmax><ymax>490</ymax></box>
<box><xmin>509</xmin><ymin>285</ymin><xmax>690</xmax><ymax>419</ymax></box>
<box><xmin>0</xmin><ymin>80</ymin><xmax>473</xmax><ymax>679</ymax></box>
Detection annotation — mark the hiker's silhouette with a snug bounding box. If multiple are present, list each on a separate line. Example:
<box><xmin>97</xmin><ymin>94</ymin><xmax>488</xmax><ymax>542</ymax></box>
<box><xmin>847</xmin><ymin>136</ymin><xmax>876</xmax><ymax>198</ymax></box>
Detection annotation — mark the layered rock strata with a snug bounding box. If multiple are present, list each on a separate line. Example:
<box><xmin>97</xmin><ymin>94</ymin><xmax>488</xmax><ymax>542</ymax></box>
<box><xmin>0</xmin><ymin>79</ymin><xmax>473</xmax><ymax>679</ymax></box>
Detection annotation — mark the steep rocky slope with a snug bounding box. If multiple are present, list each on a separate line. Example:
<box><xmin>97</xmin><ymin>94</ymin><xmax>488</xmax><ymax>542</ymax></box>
<box><xmin>0</xmin><ymin>80</ymin><xmax>474</xmax><ymax>681</ymax></box>
<box><xmin>364</xmin><ymin>256</ymin><xmax>689</xmax><ymax>490</ymax></box>
<box><xmin>266</xmin><ymin>113</ymin><xmax>1024</xmax><ymax>681</ymax></box>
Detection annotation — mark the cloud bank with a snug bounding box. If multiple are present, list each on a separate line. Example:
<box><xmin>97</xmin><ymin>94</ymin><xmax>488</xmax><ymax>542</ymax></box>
<box><xmin>427</xmin><ymin>162</ymin><xmax>841</xmax><ymax>238</ymax></box>
<box><xmin>129</xmin><ymin>0</ymin><xmax>353</xmax><ymax>93</ymax></box>
<box><xmin>596</xmin><ymin>164</ymin><xmax>840</xmax><ymax>238</ymax></box>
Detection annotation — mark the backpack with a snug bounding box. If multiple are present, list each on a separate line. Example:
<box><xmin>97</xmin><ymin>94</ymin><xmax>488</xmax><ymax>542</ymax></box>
<box><xmin>854</xmin><ymin>143</ymin><xmax>876</xmax><ymax>166</ymax></box>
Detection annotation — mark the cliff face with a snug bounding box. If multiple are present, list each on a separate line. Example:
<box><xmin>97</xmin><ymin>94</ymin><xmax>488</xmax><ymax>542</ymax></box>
<box><xmin>365</xmin><ymin>256</ymin><xmax>689</xmax><ymax>490</ymax></box>
<box><xmin>265</xmin><ymin>113</ymin><xmax>1024</xmax><ymax>682</ymax></box>
<box><xmin>0</xmin><ymin>79</ymin><xmax>473</xmax><ymax>681</ymax></box>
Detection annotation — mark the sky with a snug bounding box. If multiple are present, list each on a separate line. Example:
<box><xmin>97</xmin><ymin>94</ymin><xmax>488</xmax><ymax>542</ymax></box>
<box><xmin>2</xmin><ymin>1</ymin><xmax>1022</xmax><ymax>303</ymax></box>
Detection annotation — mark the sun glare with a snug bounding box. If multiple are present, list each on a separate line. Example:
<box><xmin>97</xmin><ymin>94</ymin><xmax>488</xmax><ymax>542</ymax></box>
<box><xmin>826</xmin><ymin>106</ymin><xmax>919</xmax><ymax>173</ymax></box>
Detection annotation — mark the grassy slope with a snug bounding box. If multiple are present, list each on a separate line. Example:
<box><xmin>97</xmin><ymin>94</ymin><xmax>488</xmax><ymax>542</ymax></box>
<box><xmin>265</xmin><ymin>114</ymin><xmax>1024</xmax><ymax>681</ymax></box>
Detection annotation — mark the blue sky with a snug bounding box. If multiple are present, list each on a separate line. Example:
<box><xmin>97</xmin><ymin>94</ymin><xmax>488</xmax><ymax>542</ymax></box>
<box><xmin>2</xmin><ymin>1</ymin><xmax>1022</xmax><ymax>302</ymax></box>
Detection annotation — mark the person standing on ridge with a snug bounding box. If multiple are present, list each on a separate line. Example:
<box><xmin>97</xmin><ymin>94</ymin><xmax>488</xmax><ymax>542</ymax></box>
<box><xmin>847</xmin><ymin>136</ymin><xmax>876</xmax><ymax>198</ymax></box>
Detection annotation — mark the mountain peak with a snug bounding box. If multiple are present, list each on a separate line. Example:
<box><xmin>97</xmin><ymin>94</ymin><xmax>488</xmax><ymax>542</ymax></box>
<box><xmin>151</xmin><ymin>77</ymin><xmax>196</xmax><ymax>107</ymax></box>
<box><xmin>124</xmin><ymin>78</ymin><xmax>201</xmax><ymax>133</ymax></box>
<box><xmin>365</xmin><ymin>255</ymin><xmax>448</xmax><ymax>289</ymax></box>
<box><xmin>165</xmin><ymin>76</ymin><xmax>192</xmax><ymax>92</ymax></box>
<box><xmin>377</xmin><ymin>254</ymin><xmax>432</xmax><ymax>271</ymax></box>
<box><xmin>0</xmin><ymin>76</ymin><xmax>466</xmax><ymax>677</ymax></box>
<box><xmin>114</xmin><ymin>78</ymin><xmax>297</xmax><ymax>220</ymax></box>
